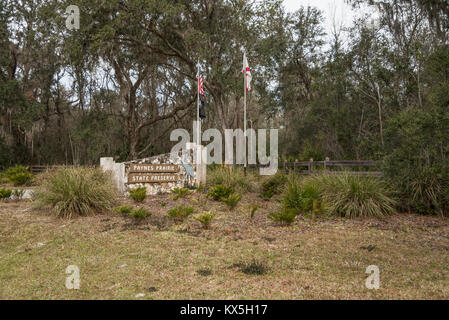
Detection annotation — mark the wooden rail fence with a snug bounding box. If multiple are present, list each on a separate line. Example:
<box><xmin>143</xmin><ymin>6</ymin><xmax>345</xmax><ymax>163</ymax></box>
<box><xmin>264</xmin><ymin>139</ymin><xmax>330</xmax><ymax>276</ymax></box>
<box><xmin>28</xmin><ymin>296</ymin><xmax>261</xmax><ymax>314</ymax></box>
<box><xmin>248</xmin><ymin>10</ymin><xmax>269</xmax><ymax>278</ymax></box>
<box><xmin>247</xmin><ymin>158</ymin><xmax>382</xmax><ymax>176</ymax></box>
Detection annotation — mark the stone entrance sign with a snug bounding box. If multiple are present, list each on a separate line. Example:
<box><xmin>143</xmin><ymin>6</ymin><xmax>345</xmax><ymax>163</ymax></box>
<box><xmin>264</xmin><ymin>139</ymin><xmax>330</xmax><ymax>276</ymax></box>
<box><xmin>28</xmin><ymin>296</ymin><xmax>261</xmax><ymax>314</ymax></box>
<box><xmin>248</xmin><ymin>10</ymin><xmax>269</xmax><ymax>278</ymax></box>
<box><xmin>100</xmin><ymin>144</ymin><xmax>206</xmax><ymax>195</ymax></box>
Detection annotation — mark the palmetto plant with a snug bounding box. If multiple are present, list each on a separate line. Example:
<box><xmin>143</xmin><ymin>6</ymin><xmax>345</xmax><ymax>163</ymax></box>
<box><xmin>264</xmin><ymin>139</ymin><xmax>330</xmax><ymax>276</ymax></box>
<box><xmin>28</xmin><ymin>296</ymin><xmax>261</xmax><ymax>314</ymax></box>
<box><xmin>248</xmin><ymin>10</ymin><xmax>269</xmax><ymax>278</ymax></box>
<box><xmin>167</xmin><ymin>205</ymin><xmax>194</xmax><ymax>222</ymax></box>
<box><xmin>113</xmin><ymin>205</ymin><xmax>134</xmax><ymax>214</ymax></box>
<box><xmin>207</xmin><ymin>185</ymin><xmax>235</xmax><ymax>201</ymax></box>
<box><xmin>222</xmin><ymin>193</ymin><xmax>242</xmax><ymax>210</ymax></box>
<box><xmin>171</xmin><ymin>187</ymin><xmax>192</xmax><ymax>200</ymax></box>
<box><xmin>194</xmin><ymin>211</ymin><xmax>216</xmax><ymax>229</ymax></box>
<box><xmin>129</xmin><ymin>187</ymin><xmax>147</xmax><ymax>203</ymax></box>
<box><xmin>130</xmin><ymin>207</ymin><xmax>152</xmax><ymax>219</ymax></box>
<box><xmin>268</xmin><ymin>208</ymin><xmax>297</xmax><ymax>225</ymax></box>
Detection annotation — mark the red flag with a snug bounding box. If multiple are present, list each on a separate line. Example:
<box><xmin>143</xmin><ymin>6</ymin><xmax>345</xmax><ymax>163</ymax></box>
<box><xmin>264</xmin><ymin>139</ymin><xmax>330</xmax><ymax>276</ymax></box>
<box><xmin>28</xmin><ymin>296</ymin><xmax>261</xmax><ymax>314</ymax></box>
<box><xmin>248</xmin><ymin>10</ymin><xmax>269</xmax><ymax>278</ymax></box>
<box><xmin>243</xmin><ymin>53</ymin><xmax>252</xmax><ymax>92</ymax></box>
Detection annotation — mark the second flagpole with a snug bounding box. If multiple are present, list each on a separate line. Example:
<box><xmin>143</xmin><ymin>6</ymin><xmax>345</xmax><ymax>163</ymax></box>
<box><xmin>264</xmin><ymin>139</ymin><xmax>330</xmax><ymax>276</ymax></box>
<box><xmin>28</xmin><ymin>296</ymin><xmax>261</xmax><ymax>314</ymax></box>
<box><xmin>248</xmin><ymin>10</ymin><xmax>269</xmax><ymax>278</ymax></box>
<box><xmin>243</xmin><ymin>51</ymin><xmax>247</xmax><ymax>176</ymax></box>
<box><xmin>196</xmin><ymin>60</ymin><xmax>201</xmax><ymax>186</ymax></box>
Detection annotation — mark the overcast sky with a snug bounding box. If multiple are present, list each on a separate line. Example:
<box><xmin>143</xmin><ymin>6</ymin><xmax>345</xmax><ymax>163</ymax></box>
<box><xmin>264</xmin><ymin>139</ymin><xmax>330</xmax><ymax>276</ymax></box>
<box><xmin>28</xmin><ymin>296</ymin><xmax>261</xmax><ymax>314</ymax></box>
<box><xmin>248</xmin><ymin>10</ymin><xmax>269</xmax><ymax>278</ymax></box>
<box><xmin>282</xmin><ymin>0</ymin><xmax>357</xmax><ymax>36</ymax></box>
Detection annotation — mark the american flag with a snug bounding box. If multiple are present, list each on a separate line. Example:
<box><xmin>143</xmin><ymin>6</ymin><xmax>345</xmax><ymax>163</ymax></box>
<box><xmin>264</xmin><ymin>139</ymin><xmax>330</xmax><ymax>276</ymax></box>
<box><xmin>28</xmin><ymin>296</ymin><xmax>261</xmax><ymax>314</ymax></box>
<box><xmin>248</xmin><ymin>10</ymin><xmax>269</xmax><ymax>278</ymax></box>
<box><xmin>197</xmin><ymin>69</ymin><xmax>206</xmax><ymax>119</ymax></box>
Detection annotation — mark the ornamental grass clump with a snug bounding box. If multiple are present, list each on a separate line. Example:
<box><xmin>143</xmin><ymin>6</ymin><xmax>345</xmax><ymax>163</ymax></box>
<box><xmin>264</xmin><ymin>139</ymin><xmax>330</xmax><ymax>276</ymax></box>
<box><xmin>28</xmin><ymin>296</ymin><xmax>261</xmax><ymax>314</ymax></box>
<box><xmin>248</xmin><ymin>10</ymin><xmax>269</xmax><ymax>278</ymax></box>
<box><xmin>33</xmin><ymin>167</ymin><xmax>117</xmax><ymax>218</ymax></box>
<box><xmin>316</xmin><ymin>174</ymin><xmax>396</xmax><ymax>218</ymax></box>
<box><xmin>278</xmin><ymin>173</ymin><xmax>395</xmax><ymax>219</ymax></box>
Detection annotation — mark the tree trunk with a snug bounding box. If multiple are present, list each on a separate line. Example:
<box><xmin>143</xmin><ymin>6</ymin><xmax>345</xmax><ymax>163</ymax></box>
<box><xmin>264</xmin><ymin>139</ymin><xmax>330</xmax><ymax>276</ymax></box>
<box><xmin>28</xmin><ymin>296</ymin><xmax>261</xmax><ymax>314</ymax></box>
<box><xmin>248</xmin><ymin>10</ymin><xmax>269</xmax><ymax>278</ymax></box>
<box><xmin>376</xmin><ymin>86</ymin><xmax>384</xmax><ymax>147</ymax></box>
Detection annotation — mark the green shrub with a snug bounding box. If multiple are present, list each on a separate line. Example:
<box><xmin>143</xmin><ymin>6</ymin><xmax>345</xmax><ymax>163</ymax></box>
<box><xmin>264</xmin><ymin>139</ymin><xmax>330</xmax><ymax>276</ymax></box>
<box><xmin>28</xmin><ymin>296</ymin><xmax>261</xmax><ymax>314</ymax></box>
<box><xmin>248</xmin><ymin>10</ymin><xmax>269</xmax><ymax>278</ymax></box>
<box><xmin>297</xmin><ymin>179</ymin><xmax>322</xmax><ymax>212</ymax></box>
<box><xmin>0</xmin><ymin>172</ymin><xmax>8</xmax><ymax>184</ymax></box>
<box><xmin>167</xmin><ymin>205</ymin><xmax>194</xmax><ymax>221</ymax></box>
<box><xmin>260</xmin><ymin>172</ymin><xmax>287</xmax><ymax>199</ymax></box>
<box><xmin>384</xmin><ymin>107</ymin><xmax>449</xmax><ymax>215</ymax></box>
<box><xmin>130</xmin><ymin>207</ymin><xmax>152</xmax><ymax>219</ymax></box>
<box><xmin>33</xmin><ymin>167</ymin><xmax>117</xmax><ymax>218</ymax></box>
<box><xmin>6</xmin><ymin>165</ymin><xmax>33</xmax><ymax>185</ymax></box>
<box><xmin>0</xmin><ymin>187</ymin><xmax>12</xmax><ymax>199</ymax></box>
<box><xmin>285</xmin><ymin>176</ymin><xmax>325</xmax><ymax>217</ymax></box>
<box><xmin>113</xmin><ymin>205</ymin><xmax>134</xmax><ymax>214</ymax></box>
<box><xmin>317</xmin><ymin>174</ymin><xmax>396</xmax><ymax>218</ymax></box>
<box><xmin>114</xmin><ymin>205</ymin><xmax>151</xmax><ymax>219</ymax></box>
<box><xmin>406</xmin><ymin>169</ymin><xmax>449</xmax><ymax>214</ymax></box>
<box><xmin>207</xmin><ymin>185</ymin><xmax>235</xmax><ymax>201</ymax></box>
<box><xmin>281</xmin><ymin>175</ymin><xmax>303</xmax><ymax>210</ymax></box>
<box><xmin>171</xmin><ymin>187</ymin><xmax>192</xmax><ymax>200</ymax></box>
<box><xmin>298</xmin><ymin>140</ymin><xmax>325</xmax><ymax>162</ymax></box>
<box><xmin>260</xmin><ymin>189</ymin><xmax>274</xmax><ymax>199</ymax></box>
<box><xmin>222</xmin><ymin>193</ymin><xmax>242</xmax><ymax>210</ymax></box>
<box><xmin>268</xmin><ymin>208</ymin><xmax>297</xmax><ymax>225</ymax></box>
<box><xmin>129</xmin><ymin>187</ymin><xmax>147</xmax><ymax>203</ymax></box>
<box><xmin>207</xmin><ymin>166</ymin><xmax>255</xmax><ymax>193</ymax></box>
<box><xmin>194</xmin><ymin>211</ymin><xmax>215</xmax><ymax>229</ymax></box>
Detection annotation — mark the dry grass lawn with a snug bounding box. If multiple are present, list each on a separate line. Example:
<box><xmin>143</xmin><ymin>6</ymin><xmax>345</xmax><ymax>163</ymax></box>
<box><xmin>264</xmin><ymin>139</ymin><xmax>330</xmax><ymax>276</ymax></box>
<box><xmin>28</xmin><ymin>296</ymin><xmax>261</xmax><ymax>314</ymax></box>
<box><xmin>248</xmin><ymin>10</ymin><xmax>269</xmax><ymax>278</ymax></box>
<box><xmin>1</xmin><ymin>192</ymin><xmax>448</xmax><ymax>299</ymax></box>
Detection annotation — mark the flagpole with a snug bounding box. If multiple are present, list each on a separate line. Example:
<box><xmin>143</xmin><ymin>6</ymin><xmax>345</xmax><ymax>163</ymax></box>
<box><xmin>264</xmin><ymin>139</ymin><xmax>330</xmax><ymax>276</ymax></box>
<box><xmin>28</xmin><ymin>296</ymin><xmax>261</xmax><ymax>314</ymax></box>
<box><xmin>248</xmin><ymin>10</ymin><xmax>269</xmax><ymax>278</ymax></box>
<box><xmin>195</xmin><ymin>61</ymin><xmax>202</xmax><ymax>186</ymax></box>
<box><xmin>197</xmin><ymin>61</ymin><xmax>200</xmax><ymax>148</ymax></box>
<box><xmin>243</xmin><ymin>51</ymin><xmax>247</xmax><ymax>175</ymax></box>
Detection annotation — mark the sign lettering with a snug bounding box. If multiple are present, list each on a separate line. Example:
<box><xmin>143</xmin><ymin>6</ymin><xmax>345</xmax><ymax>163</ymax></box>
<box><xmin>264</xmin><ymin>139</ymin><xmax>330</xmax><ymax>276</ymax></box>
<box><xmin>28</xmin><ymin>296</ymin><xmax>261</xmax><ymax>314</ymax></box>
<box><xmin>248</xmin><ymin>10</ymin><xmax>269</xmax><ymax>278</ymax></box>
<box><xmin>128</xmin><ymin>173</ymin><xmax>178</xmax><ymax>183</ymax></box>
<box><xmin>129</xmin><ymin>164</ymin><xmax>179</xmax><ymax>173</ymax></box>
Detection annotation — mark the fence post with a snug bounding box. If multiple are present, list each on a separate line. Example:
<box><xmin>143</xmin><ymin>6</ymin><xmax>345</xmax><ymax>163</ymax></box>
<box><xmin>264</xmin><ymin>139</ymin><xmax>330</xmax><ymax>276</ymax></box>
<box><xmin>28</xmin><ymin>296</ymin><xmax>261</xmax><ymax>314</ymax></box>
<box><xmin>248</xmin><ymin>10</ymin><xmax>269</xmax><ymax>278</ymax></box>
<box><xmin>309</xmin><ymin>158</ymin><xmax>314</xmax><ymax>173</ymax></box>
<box><xmin>324</xmin><ymin>157</ymin><xmax>329</xmax><ymax>171</ymax></box>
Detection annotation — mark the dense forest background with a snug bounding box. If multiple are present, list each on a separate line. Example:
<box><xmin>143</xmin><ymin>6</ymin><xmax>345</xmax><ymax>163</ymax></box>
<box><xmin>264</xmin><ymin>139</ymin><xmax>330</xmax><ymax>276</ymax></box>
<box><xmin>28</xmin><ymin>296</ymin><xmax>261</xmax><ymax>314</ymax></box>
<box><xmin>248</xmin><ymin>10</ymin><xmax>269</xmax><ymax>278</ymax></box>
<box><xmin>0</xmin><ymin>0</ymin><xmax>448</xmax><ymax>167</ymax></box>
